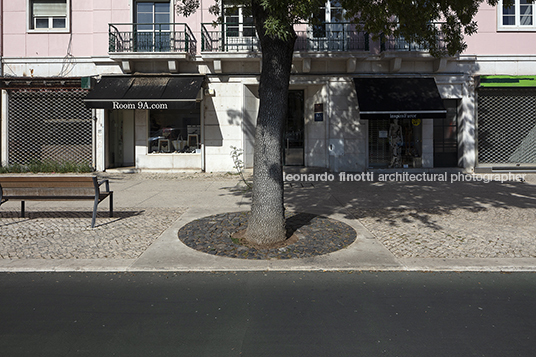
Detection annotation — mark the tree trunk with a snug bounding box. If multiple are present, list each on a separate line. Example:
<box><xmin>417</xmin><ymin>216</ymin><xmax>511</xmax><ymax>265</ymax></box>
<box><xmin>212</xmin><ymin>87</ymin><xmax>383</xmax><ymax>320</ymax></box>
<box><xmin>245</xmin><ymin>1</ymin><xmax>296</xmax><ymax>245</ymax></box>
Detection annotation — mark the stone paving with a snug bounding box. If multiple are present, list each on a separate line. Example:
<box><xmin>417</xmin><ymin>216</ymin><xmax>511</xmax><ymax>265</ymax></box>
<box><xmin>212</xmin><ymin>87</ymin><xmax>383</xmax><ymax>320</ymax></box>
<box><xmin>347</xmin><ymin>174</ymin><xmax>536</xmax><ymax>259</ymax></box>
<box><xmin>1</xmin><ymin>171</ymin><xmax>535</xmax><ymax>265</ymax></box>
<box><xmin>354</xmin><ymin>206</ymin><xmax>536</xmax><ymax>259</ymax></box>
<box><xmin>0</xmin><ymin>207</ymin><xmax>185</xmax><ymax>259</ymax></box>
<box><xmin>178</xmin><ymin>211</ymin><xmax>357</xmax><ymax>260</ymax></box>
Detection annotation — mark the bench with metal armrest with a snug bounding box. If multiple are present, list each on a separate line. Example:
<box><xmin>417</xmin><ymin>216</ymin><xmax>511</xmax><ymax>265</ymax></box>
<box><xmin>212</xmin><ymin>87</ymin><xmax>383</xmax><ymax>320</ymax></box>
<box><xmin>0</xmin><ymin>175</ymin><xmax>113</xmax><ymax>228</ymax></box>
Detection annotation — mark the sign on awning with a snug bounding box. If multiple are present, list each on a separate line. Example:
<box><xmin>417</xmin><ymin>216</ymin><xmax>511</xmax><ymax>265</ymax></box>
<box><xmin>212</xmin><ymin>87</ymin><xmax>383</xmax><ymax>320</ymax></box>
<box><xmin>84</xmin><ymin>75</ymin><xmax>204</xmax><ymax>110</ymax></box>
<box><xmin>354</xmin><ymin>77</ymin><xmax>446</xmax><ymax>120</ymax></box>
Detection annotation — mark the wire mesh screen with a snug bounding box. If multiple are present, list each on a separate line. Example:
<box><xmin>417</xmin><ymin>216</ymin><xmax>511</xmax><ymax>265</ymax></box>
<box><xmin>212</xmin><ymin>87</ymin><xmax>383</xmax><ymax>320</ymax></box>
<box><xmin>477</xmin><ymin>89</ymin><xmax>536</xmax><ymax>164</ymax></box>
<box><xmin>8</xmin><ymin>89</ymin><xmax>93</xmax><ymax>165</ymax></box>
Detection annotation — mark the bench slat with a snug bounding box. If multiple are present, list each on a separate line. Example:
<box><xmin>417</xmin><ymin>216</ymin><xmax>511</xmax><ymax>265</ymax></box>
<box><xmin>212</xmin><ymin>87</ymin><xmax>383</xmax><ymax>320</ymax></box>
<box><xmin>2</xmin><ymin>187</ymin><xmax>95</xmax><ymax>197</ymax></box>
<box><xmin>0</xmin><ymin>181</ymin><xmax>95</xmax><ymax>188</ymax></box>
<box><xmin>3</xmin><ymin>193</ymin><xmax>111</xmax><ymax>201</ymax></box>
<box><xmin>0</xmin><ymin>176</ymin><xmax>94</xmax><ymax>182</ymax></box>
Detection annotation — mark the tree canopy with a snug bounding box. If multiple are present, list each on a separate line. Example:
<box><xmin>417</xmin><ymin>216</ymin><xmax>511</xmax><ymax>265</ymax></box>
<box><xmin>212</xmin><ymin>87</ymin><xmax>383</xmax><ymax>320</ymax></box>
<box><xmin>178</xmin><ymin>0</ymin><xmax>501</xmax><ymax>56</ymax></box>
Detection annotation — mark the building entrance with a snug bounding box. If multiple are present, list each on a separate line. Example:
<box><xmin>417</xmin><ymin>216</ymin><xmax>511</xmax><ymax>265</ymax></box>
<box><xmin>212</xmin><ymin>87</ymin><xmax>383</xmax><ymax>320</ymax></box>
<box><xmin>284</xmin><ymin>90</ymin><xmax>305</xmax><ymax>166</ymax></box>
<box><xmin>107</xmin><ymin>110</ymin><xmax>135</xmax><ymax>168</ymax></box>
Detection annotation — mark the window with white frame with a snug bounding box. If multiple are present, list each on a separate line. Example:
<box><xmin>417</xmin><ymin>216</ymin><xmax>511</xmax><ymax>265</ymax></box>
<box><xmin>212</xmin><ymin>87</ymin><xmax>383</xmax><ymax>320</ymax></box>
<box><xmin>498</xmin><ymin>0</ymin><xmax>536</xmax><ymax>30</ymax></box>
<box><xmin>134</xmin><ymin>1</ymin><xmax>171</xmax><ymax>51</ymax></box>
<box><xmin>313</xmin><ymin>0</ymin><xmax>344</xmax><ymax>38</ymax></box>
<box><xmin>223</xmin><ymin>0</ymin><xmax>255</xmax><ymax>38</ymax></box>
<box><xmin>29</xmin><ymin>0</ymin><xmax>69</xmax><ymax>31</ymax></box>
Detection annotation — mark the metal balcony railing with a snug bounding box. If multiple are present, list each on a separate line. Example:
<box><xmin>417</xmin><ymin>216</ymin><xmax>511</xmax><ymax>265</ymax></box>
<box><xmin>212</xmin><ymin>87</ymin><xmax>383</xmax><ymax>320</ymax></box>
<box><xmin>201</xmin><ymin>23</ymin><xmax>369</xmax><ymax>52</ymax></box>
<box><xmin>380</xmin><ymin>23</ymin><xmax>447</xmax><ymax>52</ymax></box>
<box><xmin>201</xmin><ymin>23</ymin><xmax>259</xmax><ymax>52</ymax></box>
<box><xmin>109</xmin><ymin>23</ymin><xmax>197</xmax><ymax>56</ymax></box>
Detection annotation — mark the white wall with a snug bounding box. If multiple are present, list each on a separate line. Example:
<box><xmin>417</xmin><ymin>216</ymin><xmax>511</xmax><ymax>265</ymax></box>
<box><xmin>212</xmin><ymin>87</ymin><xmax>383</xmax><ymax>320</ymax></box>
<box><xmin>327</xmin><ymin>78</ymin><xmax>367</xmax><ymax>172</ymax></box>
<box><xmin>304</xmin><ymin>84</ymin><xmax>328</xmax><ymax>168</ymax></box>
<box><xmin>204</xmin><ymin>80</ymin><xmax>246</xmax><ymax>172</ymax></box>
<box><xmin>243</xmin><ymin>85</ymin><xmax>258</xmax><ymax>169</ymax></box>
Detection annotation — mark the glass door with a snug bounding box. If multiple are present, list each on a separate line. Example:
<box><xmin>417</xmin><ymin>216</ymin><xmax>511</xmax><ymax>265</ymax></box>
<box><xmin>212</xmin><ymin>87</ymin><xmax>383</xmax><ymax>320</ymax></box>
<box><xmin>312</xmin><ymin>0</ymin><xmax>345</xmax><ymax>50</ymax></box>
<box><xmin>223</xmin><ymin>0</ymin><xmax>256</xmax><ymax>51</ymax></box>
<box><xmin>135</xmin><ymin>2</ymin><xmax>171</xmax><ymax>52</ymax></box>
<box><xmin>108</xmin><ymin>111</ymin><xmax>124</xmax><ymax>168</ymax></box>
<box><xmin>368</xmin><ymin>119</ymin><xmax>391</xmax><ymax>168</ymax></box>
<box><xmin>434</xmin><ymin>99</ymin><xmax>459</xmax><ymax>167</ymax></box>
<box><xmin>285</xmin><ymin>91</ymin><xmax>305</xmax><ymax>166</ymax></box>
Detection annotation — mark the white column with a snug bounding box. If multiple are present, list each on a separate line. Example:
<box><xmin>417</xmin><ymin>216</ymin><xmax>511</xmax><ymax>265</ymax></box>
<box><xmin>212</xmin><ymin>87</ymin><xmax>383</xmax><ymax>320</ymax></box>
<box><xmin>460</xmin><ymin>77</ymin><xmax>476</xmax><ymax>171</ymax></box>
<box><xmin>95</xmin><ymin>108</ymin><xmax>106</xmax><ymax>172</ymax></box>
<box><xmin>421</xmin><ymin>118</ymin><xmax>434</xmax><ymax>168</ymax></box>
<box><xmin>1</xmin><ymin>90</ymin><xmax>8</xmax><ymax>165</ymax></box>
<box><xmin>134</xmin><ymin>110</ymin><xmax>148</xmax><ymax>169</ymax></box>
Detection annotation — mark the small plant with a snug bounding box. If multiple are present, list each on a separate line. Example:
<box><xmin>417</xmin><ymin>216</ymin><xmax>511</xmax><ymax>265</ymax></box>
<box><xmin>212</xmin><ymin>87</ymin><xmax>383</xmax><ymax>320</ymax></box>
<box><xmin>231</xmin><ymin>237</ymin><xmax>241</xmax><ymax>245</ymax></box>
<box><xmin>230</xmin><ymin>146</ymin><xmax>252</xmax><ymax>189</ymax></box>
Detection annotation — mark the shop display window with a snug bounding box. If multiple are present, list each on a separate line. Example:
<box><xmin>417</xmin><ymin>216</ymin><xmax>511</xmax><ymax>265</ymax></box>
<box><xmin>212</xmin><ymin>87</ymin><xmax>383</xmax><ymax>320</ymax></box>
<box><xmin>148</xmin><ymin>105</ymin><xmax>200</xmax><ymax>153</ymax></box>
<box><xmin>369</xmin><ymin>118</ymin><xmax>423</xmax><ymax>168</ymax></box>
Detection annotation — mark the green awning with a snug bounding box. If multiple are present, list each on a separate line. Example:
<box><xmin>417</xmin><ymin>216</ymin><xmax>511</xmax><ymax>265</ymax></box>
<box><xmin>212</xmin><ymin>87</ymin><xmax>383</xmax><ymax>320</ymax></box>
<box><xmin>479</xmin><ymin>76</ymin><xmax>536</xmax><ymax>88</ymax></box>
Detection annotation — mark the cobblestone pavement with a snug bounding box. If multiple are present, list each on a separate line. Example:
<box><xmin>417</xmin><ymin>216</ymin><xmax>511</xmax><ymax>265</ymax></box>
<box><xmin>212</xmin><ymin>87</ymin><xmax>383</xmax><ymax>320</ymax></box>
<box><xmin>179</xmin><ymin>211</ymin><xmax>357</xmax><ymax>260</ymax></box>
<box><xmin>354</xmin><ymin>206</ymin><xmax>536</xmax><ymax>259</ymax></box>
<box><xmin>348</xmin><ymin>175</ymin><xmax>536</xmax><ymax>259</ymax></box>
<box><xmin>0</xmin><ymin>208</ymin><xmax>185</xmax><ymax>259</ymax></box>
<box><xmin>1</xmin><ymin>171</ymin><xmax>535</xmax><ymax>264</ymax></box>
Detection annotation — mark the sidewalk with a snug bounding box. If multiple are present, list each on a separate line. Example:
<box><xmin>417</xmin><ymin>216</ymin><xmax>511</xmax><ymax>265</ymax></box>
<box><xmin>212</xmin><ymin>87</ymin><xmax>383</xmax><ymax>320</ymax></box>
<box><xmin>1</xmin><ymin>171</ymin><xmax>535</xmax><ymax>272</ymax></box>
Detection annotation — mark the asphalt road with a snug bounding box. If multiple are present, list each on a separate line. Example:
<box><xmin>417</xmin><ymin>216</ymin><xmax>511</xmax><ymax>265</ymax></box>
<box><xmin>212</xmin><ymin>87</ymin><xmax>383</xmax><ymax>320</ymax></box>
<box><xmin>1</xmin><ymin>271</ymin><xmax>535</xmax><ymax>356</ymax></box>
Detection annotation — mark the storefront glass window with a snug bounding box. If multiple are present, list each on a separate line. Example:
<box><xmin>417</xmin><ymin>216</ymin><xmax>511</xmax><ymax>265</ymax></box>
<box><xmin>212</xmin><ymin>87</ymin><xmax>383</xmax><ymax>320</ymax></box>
<box><xmin>369</xmin><ymin>118</ymin><xmax>423</xmax><ymax>168</ymax></box>
<box><xmin>148</xmin><ymin>104</ymin><xmax>201</xmax><ymax>153</ymax></box>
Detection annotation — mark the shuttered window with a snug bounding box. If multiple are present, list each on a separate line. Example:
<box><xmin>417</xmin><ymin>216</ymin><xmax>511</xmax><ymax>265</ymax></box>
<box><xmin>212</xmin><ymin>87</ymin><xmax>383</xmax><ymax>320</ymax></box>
<box><xmin>29</xmin><ymin>0</ymin><xmax>68</xmax><ymax>31</ymax></box>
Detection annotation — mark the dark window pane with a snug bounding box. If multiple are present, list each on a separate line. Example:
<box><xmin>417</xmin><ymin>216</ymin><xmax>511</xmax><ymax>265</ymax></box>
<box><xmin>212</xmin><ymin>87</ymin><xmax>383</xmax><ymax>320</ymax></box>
<box><xmin>224</xmin><ymin>7</ymin><xmax>238</xmax><ymax>16</ymax></box>
<box><xmin>35</xmin><ymin>18</ymin><xmax>49</xmax><ymax>28</ymax></box>
<box><xmin>226</xmin><ymin>16</ymin><xmax>239</xmax><ymax>24</ymax></box>
<box><xmin>137</xmin><ymin>3</ymin><xmax>153</xmax><ymax>13</ymax></box>
<box><xmin>155</xmin><ymin>3</ymin><xmax>169</xmax><ymax>13</ymax></box>
<box><xmin>503</xmin><ymin>4</ymin><xmax>515</xmax><ymax>14</ymax></box>
<box><xmin>52</xmin><ymin>17</ymin><xmax>66</xmax><ymax>28</ymax></box>
<box><xmin>155</xmin><ymin>14</ymin><xmax>170</xmax><ymax>27</ymax></box>
<box><xmin>137</xmin><ymin>12</ymin><xmax>153</xmax><ymax>23</ymax></box>
<box><xmin>243</xmin><ymin>27</ymin><xmax>255</xmax><ymax>37</ymax></box>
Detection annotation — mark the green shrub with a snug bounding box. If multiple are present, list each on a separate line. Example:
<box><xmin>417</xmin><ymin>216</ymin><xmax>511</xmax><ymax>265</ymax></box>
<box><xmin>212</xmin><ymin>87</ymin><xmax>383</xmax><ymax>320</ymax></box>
<box><xmin>0</xmin><ymin>160</ymin><xmax>93</xmax><ymax>173</ymax></box>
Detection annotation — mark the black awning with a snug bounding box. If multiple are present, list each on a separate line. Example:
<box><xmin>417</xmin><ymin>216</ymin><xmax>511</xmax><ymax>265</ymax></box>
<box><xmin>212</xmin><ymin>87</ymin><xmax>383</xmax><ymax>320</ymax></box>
<box><xmin>84</xmin><ymin>75</ymin><xmax>204</xmax><ymax>109</ymax></box>
<box><xmin>353</xmin><ymin>78</ymin><xmax>446</xmax><ymax>120</ymax></box>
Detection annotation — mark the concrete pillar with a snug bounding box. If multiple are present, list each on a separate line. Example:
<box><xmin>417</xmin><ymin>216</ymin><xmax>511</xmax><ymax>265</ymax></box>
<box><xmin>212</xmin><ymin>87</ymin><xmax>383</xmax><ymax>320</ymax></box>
<box><xmin>422</xmin><ymin>118</ymin><xmax>434</xmax><ymax>168</ymax></box>
<box><xmin>460</xmin><ymin>77</ymin><xmax>476</xmax><ymax>171</ymax></box>
<box><xmin>94</xmin><ymin>109</ymin><xmax>106</xmax><ymax>172</ymax></box>
<box><xmin>1</xmin><ymin>90</ymin><xmax>8</xmax><ymax>165</ymax></box>
<box><xmin>134</xmin><ymin>110</ymin><xmax>148</xmax><ymax>168</ymax></box>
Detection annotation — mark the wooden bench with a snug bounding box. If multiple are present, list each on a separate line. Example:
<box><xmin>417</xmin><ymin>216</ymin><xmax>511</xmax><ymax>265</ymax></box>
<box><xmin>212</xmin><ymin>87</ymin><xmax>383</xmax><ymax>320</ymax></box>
<box><xmin>0</xmin><ymin>175</ymin><xmax>113</xmax><ymax>228</ymax></box>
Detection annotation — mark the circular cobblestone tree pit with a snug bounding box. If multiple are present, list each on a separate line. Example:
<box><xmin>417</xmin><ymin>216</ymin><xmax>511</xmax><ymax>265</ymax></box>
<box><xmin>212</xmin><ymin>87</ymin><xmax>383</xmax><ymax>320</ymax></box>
<box><xmin>178</xmin><ymin>211</ymin><xmax>357</xmax><ymax>260</ymax></box>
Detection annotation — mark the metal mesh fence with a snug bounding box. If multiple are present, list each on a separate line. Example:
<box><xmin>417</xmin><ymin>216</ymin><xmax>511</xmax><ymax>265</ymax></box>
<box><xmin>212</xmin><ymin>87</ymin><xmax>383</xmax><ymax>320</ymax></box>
<box><xmin>477</xmin><ymin>89</ymin><xmax>536</xmax><ymax>164</ymax></box>
<box><xmin>8</xmin><ymin>89</ymin><xmax>93</xmax><ymax>165</ymax></box>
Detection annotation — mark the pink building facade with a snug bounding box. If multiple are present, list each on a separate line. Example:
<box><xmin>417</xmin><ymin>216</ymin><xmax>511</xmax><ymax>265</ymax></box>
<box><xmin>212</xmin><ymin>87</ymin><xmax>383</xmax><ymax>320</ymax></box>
<box><xmin>1</xmin><ymin>0</ymin><xmax>535</xmax><ymax>172</ymax></box>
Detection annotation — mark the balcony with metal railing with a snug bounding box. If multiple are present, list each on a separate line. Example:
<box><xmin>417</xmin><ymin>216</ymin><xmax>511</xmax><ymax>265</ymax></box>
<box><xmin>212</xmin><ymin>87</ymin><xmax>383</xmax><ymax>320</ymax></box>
<box><xmin>380</xmin><ymin>23</ymin><xmax>447</xmax><ymax>53</ymax></box>
<box><xmin>201</xmin><ymin>23</ymin><xmax>369</xmax><ymax>54</ymax></box>
<box><xmin>108</xmin><ymin>23</ymin><xmax>197</xmax><ymax>57</ymax></box>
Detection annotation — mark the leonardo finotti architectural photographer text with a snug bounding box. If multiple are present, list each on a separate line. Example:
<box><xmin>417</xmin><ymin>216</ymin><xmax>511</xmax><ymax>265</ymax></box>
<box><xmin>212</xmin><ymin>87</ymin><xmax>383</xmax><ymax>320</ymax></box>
<box><xmin>284</xmin><ymin>172</ymin><xmax>527</xmax><ymax>184</ymax></box>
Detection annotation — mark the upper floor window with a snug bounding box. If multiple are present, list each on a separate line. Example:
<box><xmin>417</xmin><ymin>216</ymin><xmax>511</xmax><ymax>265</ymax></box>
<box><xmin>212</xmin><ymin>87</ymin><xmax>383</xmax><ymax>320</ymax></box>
<box><xmin>223</xmin><ymin>0</ymin><xmax>255</xmax><ymax>38</ymax></box>
<box><xmin>134</xmin><ymin>2</ymin><xmax>172</xmax><ymax>51</ymax></box>
<box><xmin>499</xmin><ymin>0</ymin><xmax>536</xmax><ymax>31</ymax></box>
<box><xmin>135</xmin><ymin>1</ymin><xmax>171</xmax><ymax>30</ymax></box>
<box><xmin>313</xmin><ymin>0</ymin><xmax>344</xmax><ymax>38</ymax></box>
<box><xmin>29</xmin><ymin>0</ymin><xmax>69</xmax><ymax>32</ymax></box>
